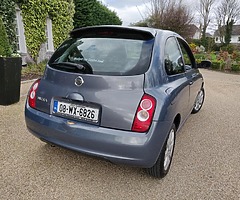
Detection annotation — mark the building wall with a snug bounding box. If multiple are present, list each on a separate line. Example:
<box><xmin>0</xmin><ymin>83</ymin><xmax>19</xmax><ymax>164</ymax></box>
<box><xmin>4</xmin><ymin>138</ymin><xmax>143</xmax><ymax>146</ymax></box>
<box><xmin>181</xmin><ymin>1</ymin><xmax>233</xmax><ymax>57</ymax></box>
<box><xmin>215</xmin><ymin>36</ymin><xmax>223</xmax><ymax>44</ymax></box>
<box><xmin>193</xmin><ymin>31</ymin><xmax>201</xmax><ymax>40</ymax></box>
<box><xmin>215</xmin><ymin>35</ymin><xmax>240</xmax><ymax>44</ymax></box>
<box><xmin>231</xmin><ymin>35</ymin><xmax>240</xmax><ymax>43</ymax></box>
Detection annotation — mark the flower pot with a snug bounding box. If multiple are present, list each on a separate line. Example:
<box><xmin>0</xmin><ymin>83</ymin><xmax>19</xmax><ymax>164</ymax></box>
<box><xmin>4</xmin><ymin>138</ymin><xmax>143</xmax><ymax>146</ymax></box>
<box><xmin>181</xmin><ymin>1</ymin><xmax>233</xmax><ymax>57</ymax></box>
<box><xmin>0</xmin><ymin>57</ymin><xmax>22</xmax><ymax>105</ymax></box>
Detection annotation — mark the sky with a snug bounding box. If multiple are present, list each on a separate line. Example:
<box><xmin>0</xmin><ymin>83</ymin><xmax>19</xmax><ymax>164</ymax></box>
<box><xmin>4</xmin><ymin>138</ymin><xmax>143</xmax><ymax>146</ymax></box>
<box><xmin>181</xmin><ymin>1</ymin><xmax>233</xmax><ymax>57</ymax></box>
<box><xmin>100</xmin><ymin>0</ymin><xmax>217</xmax><ymax>34</ymax></box>
<box><xmin>100</xmin><ymin>0</ymin><xmax>152</xmax><ymax>25</ymax></box>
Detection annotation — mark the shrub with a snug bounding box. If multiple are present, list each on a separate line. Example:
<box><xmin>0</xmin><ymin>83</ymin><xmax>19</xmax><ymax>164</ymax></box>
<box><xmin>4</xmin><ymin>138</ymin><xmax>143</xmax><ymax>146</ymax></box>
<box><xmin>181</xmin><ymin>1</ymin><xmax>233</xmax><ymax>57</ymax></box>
<box><xmin>210</xmin><ymin>53</ymin><xmax>217</xmax><ymax>60</ymax></box>
<box><xmin>211</xmin><ymin>61</ymin><xmax>222</xmax><ymax>70</ymax></box>
<box><xmin>191</xmin><ymin>39</ymin><xmax>201</xmax><ymax>46</ymax></box>
<box><xmin>231</xmin><ymin>63</ymin><xmax>240</xmax><ymax>72</ymax></box>
<box><xmin>194</xmin><ymin>53</ymin><xmax>206</xmax><ymax>60</ymax></box>
<box><xmin>189</xmin><ymin>43</ymin><xmax>197</xmax><ymax>53</ymax></box>
<box><xmin>220</xmin><ymin>62</ymin><xmax>226</xmax><ymax>70</ymax></box>
<box><xmin>212</xmin><ymin>44</ymin><xmax>221</xmax><ymax>52</ymax></box>
<box><xmin>218</xmin><ymin>51</ymin><xmax>230</xmax><ymax>62</ymax></box>
<box><xmin>232</xmin><ymin>51</ymin><xmax>240</xmax><ymax>62</ymax></box>
<box><xmin>22</xmin><ymin>60</ymin><xmax>47</xmax><ymax>76</ymax></box>
<box><xmin>0</xmin><ymin>0</ymin><xmax>17</xmax><ymax>52</ymax></box>
<box><xmin>236</xmin><ymin>57</ymin><xmax>240</xmax><ymax>62</ymax></box>
<box><xmin>221</xmin><ymin>44</ymin><xmax>235</xmax><ymax>54</ymax></box>
<box><xmin>0</xmin><ymin>16</ymin><xmax>12</xmax><ymax>57</ymax></box>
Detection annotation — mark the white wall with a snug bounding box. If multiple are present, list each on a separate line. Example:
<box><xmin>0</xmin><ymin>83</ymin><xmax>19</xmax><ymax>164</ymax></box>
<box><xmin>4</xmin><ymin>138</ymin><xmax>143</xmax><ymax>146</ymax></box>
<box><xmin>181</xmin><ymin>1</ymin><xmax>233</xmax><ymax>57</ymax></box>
<box><xmin>215</xmin><ymin>35</ymin><xmax>240</xmax><ymax>44</ymax></box>
<box><xmin>193</xmin><ymin>30</ymin><xmax>201</xmax><ymax>40</ymax></box>
<box><xmin>231</xmin><ymin>35</ymin><xmax>240</xmax><ymax>43</ymax></box>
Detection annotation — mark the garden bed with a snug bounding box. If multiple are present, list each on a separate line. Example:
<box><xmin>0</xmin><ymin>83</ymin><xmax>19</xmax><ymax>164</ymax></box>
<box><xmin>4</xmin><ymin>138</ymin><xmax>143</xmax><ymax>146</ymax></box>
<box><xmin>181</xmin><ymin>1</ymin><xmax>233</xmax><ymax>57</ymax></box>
<box><xmin>194</xmin><ymin>51</ymin><xmax>240</xmax><ymax>73</ymax></box>
<box><xmin>21</xmin><ymin>62</ymin><xmax>46</xmax><ymax>81</ymax></box>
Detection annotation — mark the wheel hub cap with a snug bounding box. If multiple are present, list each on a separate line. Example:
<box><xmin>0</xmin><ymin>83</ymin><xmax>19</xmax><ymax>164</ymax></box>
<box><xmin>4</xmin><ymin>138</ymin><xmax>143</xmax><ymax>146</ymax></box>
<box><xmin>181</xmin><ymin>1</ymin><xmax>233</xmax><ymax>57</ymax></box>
<box><xmin>194</xmin><ymin>90</ymin><xmax>204</xmax><ymax>111</ymax></box>
<box><xmin>164</xmin><ymin>129</ymin><xmax>175</xmax><ymax>171</ymax></box>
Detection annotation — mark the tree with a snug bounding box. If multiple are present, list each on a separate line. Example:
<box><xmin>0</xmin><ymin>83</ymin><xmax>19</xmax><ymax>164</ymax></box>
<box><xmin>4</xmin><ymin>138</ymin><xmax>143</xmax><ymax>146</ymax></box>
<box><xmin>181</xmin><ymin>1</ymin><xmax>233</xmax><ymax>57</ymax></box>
<box><xmin>73</xmin><ymin>0</ymin><xmax>122</xmax><ymax>28</ymax></box>
<box><xmin>146</xmin><ymin>0</ymin><xmax>194</xmax><ymax>38</ymax></box>
<box><xmin>215</xmin><ymin>0</ymin><xmax>240</xmax><ymax>45</ymax></box>
<box><xmin>198</xmin><ymin>0</ymin><xmax>216</xmax><ymax>40</ymax></box>
<box><xmin>131</xmin><ymin>20</ymin><xmax>149</xmax><ymax>27</ymax></box>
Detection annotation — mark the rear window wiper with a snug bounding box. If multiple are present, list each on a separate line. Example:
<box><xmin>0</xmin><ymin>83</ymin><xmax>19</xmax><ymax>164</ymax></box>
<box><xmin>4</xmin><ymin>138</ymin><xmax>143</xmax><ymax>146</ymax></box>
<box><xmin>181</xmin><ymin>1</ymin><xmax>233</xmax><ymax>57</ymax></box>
<box><xmin>51</xmin><ymin>62</ymin><xmax>84</xmax><ymax>70</ymax></box>
<box><xmin>50</xmin><ymin>62</ymin><xmax>93</xmax><ymax>74</ymax></box>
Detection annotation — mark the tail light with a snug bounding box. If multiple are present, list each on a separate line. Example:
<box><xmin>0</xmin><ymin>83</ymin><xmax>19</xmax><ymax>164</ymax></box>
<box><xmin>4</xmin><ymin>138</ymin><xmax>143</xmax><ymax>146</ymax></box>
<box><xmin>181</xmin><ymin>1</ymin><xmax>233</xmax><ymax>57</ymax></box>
<box><xmin>132</xmin><ymin>94</ymin><xmax>156</xmax><ymax>133</ymax></box>
<box><xmin>28</xmin><ymin>79</ymin><xmax>41</xmax><ymax>108</ymax></box>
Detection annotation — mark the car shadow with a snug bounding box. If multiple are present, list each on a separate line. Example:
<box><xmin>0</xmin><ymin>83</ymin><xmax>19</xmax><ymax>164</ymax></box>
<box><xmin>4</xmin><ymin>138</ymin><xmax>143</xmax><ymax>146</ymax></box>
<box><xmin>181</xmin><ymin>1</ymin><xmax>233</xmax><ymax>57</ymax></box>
<box><xmin>33</xmin><ymin>142</ymin><xmax>153</xmax><ymax>181</ymax></box>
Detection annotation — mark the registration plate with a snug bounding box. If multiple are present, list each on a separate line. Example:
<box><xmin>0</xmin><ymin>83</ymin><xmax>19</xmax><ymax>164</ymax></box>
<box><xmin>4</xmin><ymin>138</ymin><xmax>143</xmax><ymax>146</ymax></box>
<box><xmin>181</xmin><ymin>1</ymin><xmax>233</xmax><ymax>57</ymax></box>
<box><xmin>53</xmin><ymin>100</ymin><xmax>99</xmax><ymax>123</ymax></box>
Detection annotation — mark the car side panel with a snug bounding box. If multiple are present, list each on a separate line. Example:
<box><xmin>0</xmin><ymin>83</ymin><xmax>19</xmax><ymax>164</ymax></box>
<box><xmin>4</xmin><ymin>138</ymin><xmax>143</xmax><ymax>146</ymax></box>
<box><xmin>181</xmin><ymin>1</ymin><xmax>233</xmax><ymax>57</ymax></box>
<box><xmin>185</xmin><ymin>68</ymin><xmax>204</xmax><ymax>109</ymax></box>
<box><xmin>145</xmin><ymin>31</ymin><xmax>191</xmax><ymax>126</ymax></box>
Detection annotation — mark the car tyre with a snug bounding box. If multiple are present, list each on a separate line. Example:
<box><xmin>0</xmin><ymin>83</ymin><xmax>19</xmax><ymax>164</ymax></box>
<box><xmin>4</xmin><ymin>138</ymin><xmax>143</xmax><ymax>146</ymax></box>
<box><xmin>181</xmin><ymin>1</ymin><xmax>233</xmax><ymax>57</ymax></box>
<box><xmin>146</xmin><ymin>124</ymin><xmax>176</xmax><ymax>178</ymax></box>
<box><xmin>192</xmin><ymin>88</ymin><xmax>205</xmax><ymax>114</ymax></box>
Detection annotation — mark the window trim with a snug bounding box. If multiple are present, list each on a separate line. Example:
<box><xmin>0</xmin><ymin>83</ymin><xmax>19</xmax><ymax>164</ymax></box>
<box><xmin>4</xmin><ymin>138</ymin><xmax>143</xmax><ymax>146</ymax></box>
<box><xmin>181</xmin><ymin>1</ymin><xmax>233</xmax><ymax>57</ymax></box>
<box><xmin>46</xmin><ymin>17</ymin><xmax>54</xmax><ymax>52</ymax></box>
<box><xmin>177</xmin><ymin>37</ymin><xmax>196</xmax><ymax>69</ymax></box>
<box><xmin>15</xmin><ymin>7</ymin><xmax>27</xmax><ymax>54</ymax></box>
<box><xmin>164</xmin><ymin>36</ymin><xmax>185</xmax><ymax>76</ymax></box>
<box><xmin>49</xmin><ymin>37</ymin><xmax>154</xmax><ymax>76</ymax></box>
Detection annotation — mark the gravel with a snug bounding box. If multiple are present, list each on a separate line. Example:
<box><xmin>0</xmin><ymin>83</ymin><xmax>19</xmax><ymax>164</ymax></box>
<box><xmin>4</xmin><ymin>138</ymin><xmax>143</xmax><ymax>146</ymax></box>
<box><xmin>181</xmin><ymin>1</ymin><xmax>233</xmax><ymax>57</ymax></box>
<box><xmin>0</xmin><ymin>69</ymin><xmax>239</xmax><ymax>200</ymax></box>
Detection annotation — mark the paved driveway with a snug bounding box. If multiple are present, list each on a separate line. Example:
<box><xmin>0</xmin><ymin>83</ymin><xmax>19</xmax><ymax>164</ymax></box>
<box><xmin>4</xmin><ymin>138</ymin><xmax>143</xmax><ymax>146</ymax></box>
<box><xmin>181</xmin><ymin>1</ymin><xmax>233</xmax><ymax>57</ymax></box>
<box><xmin>0</xmin><ymin>69</ymin><xmax>239</xmax><ymax>200</ymax></box>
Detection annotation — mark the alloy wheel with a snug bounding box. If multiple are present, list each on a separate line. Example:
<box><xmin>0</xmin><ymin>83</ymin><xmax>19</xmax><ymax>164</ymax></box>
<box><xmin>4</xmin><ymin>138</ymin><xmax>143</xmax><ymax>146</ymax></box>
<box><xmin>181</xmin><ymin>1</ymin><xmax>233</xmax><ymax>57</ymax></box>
<box><xmin>164</xmin><ymin>128</ymin><xmax>175</xmax><ymax>171</ymax></box>
<box><xmin>194</xmin><ymin>90</ymin><xmax>204</xmax><ymax>111</ymax></box>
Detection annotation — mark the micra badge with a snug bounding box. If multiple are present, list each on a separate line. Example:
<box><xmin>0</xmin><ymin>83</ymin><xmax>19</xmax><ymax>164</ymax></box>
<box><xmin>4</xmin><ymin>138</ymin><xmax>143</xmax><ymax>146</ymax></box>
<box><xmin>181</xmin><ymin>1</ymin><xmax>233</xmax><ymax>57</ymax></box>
<box><xmin>37</xmin><ymin>96</ymin><xmax>48</xmax><ymax>103</ymax></box>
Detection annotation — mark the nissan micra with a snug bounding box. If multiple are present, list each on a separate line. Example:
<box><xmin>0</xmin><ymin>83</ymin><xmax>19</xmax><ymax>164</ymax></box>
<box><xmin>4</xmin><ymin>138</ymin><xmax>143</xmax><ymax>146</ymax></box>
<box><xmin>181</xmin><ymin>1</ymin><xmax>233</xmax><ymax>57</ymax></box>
<box><xmin>25</xmin><ymin>26</ymin><xmax>206</xmax><ymax>178</ymax></box>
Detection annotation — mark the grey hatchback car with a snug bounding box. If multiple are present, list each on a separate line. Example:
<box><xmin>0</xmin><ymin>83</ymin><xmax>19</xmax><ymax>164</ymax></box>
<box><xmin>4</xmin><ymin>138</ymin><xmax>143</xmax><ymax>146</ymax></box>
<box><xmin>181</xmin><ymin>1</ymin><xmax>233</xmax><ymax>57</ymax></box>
<box><xmin>25</xmin><ymin>26</ymin><xmax>206</xmax><ymax>178</ymax></box>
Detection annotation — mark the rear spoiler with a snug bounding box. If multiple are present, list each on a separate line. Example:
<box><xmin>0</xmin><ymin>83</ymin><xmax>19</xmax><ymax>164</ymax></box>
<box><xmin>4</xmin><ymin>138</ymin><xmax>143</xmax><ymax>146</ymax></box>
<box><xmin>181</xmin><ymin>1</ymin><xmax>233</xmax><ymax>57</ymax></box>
<box><xmin>70</xmin><ymin>26</ymin><xmax>156</xmax><ymax>40</ymax></box>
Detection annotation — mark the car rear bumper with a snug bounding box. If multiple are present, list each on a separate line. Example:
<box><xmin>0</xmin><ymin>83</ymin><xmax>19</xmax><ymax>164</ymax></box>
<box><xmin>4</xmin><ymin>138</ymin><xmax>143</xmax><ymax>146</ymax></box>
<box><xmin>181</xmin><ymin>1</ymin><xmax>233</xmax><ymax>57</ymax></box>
<box><xmin>25</xmin><ymin>104</ymin><xmax>171</xmax><ymax>168</ymax></box>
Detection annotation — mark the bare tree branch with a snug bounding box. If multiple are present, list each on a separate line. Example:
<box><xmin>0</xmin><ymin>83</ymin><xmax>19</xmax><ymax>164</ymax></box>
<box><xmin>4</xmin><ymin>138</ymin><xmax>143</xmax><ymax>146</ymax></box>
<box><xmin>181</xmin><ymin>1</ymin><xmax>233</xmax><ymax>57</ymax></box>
<box><xmin>147</xmin><ymin>0</ymin><xmax>194</xmax><ymax>38</ymax></box>
<box><xmin>198</xmin><ymin>0</ymin><xmax>216</xmax><ymax>39</ymax></box>
<box><xmin>215</xmin><ymin>0</ymin><xmax>240</xmax><ymax>45</ymax></box>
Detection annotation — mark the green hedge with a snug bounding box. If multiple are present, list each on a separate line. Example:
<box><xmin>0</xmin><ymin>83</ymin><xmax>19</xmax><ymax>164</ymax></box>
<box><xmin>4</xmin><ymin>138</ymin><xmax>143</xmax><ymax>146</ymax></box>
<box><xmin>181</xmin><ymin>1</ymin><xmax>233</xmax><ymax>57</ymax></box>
<box><xmin>18</xmin><ymin>0</ymin><xmax>75</xmax><ymax>62</ymax></box>
<box><xmin>211</xmin><ymin>61</ymin><xmax>222</xmax><ymax>70</ymax></box>
<box><xmin>0</xmin><ymin>0</ymin><xmax>17</xmax><ymax>52</ymax></box>
<box><xmin>231</xmin><ymin>64</ymin><xmax>240</xmax><ymax>72</ymax></box>
<box><xmin>0</xmin><ymin>16</ymin><xmax>12</xmax><ymax>56</ymax></box>
<box><xmin>73</xmin><ymin>0</ymin><xmax>122</xmax><ymax>28</ymax></box>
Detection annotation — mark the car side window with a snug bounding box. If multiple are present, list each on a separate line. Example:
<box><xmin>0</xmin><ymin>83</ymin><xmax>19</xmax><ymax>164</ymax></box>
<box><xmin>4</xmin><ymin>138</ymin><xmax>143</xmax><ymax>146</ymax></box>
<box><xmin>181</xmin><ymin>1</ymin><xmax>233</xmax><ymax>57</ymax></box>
<box><xmin>177</xmin><ymin>38</ymin><xmax>196</xmax><ymax>70</ymax></box>
<box><xmin>164</xmin><ymin>37</ymin><xmax>185</xmax><ymax>75</ymax></box>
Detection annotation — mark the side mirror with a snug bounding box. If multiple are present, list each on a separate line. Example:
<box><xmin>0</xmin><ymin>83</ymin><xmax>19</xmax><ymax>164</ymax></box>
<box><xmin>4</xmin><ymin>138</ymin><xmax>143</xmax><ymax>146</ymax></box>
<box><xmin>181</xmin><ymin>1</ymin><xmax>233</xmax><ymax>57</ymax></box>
<box><xmin>185</xmin><ymin>65</ymin><xmax>192</xmax><ymax>71</ymax></box>
<box><xmin>198</xmin><ymin>60</ymin><xmax>211</xmax><ymax>68</ymax></box>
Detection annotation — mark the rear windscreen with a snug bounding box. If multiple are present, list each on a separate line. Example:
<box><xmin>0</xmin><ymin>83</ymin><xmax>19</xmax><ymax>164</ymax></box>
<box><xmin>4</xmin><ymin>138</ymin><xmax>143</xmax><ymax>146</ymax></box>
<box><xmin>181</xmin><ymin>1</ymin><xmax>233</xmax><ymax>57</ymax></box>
<box><xmin>49</xmin><ymin>37</ymin><xmax>154</xmax><ymax>76</ymax></box>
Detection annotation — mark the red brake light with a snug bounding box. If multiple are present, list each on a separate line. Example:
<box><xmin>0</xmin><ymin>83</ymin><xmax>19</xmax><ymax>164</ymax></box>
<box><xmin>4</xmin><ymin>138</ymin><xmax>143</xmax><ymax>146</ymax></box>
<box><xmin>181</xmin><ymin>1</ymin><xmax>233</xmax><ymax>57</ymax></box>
<box><xmin>132</xmin><ymin>94</ymin><xmax>156</xmax><ymax>133</ymax></box>
<box><xmin>28</xmin><ymin>79</ymin><xmax>40</xmax><ymax>108</ymax></box>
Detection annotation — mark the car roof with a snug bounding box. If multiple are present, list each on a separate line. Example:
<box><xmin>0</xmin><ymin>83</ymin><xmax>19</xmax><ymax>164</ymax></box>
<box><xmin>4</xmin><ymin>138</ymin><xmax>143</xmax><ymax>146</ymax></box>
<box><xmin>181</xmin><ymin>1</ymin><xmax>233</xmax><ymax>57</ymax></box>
<box><xmin>70</xmin><ymin>25</ymin><xmax>160</xmax><ymax>39</ymax></box>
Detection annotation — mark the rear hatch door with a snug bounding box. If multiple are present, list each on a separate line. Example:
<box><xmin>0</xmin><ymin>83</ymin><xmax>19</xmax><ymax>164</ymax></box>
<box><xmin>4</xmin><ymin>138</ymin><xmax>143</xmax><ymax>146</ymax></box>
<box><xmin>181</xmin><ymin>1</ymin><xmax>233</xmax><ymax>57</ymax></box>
<box><xmin>35</xmin><ymin>26</ymin><xmax>155</xmax><ymax>131</ymax></box>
